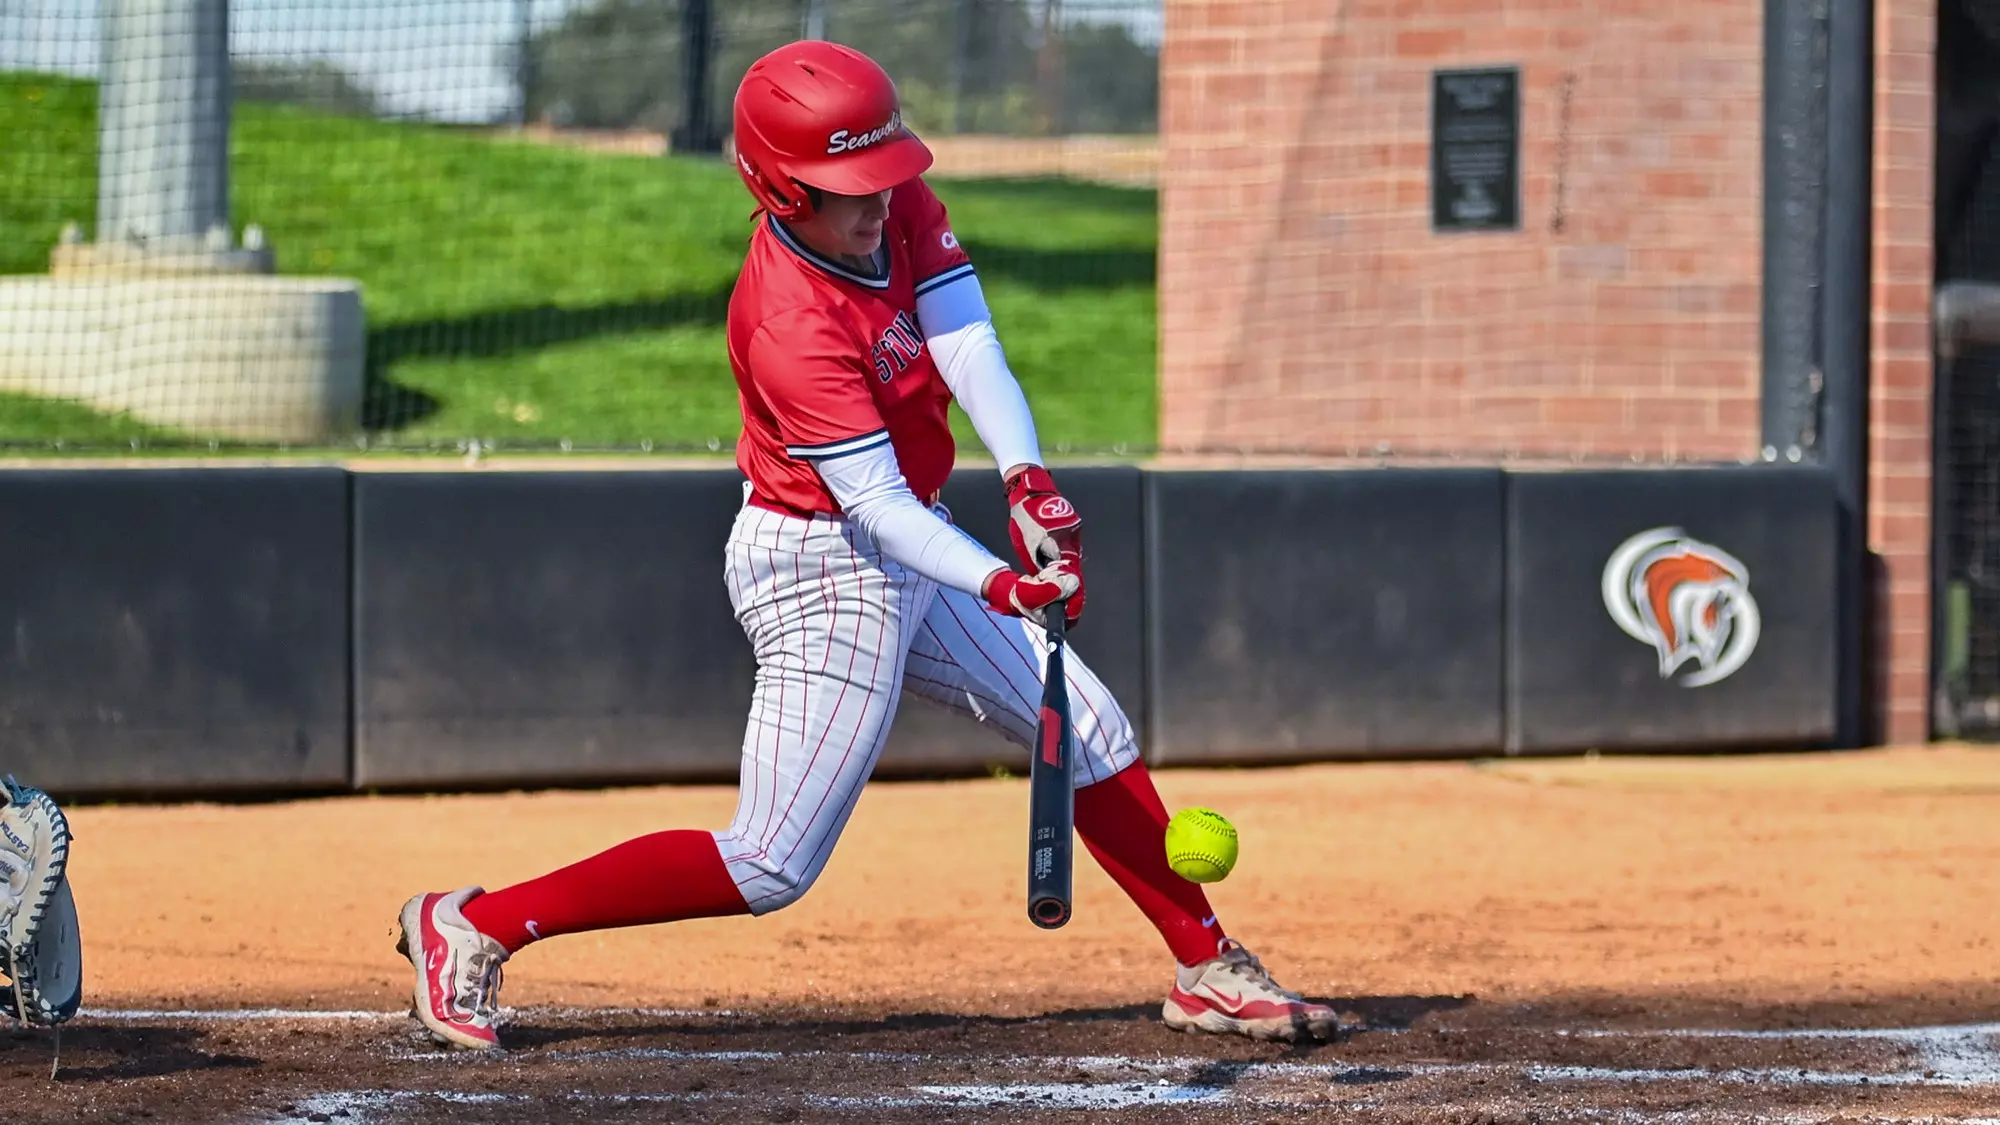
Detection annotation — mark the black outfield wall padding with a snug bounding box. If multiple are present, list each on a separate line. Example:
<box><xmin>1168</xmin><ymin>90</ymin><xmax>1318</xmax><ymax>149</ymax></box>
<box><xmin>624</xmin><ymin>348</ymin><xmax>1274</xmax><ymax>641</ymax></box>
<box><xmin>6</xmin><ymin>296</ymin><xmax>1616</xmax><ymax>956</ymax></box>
<box><xmin>352</xmin><ymin>470</ymin><xmax>756</xmax><ymax>787</ymax></box>
<box><xmin>0</xmin><ymin>468</ymin><xmax>351</xmax><ymax>794</ymax></box>
<box><xmin>877</xmin><ymin>466</ymin><xmax>1146</xmax><ymax>774</ymax></box>
<box><xmin>1505</xmin><ymin>465</ymin><xmax>1839</xmax><ymax>753</ymax></box>
<box><xmin>1145</xmin><ymin>469</ymin><xmax>1507</xmax><ymax>763</ymax></box>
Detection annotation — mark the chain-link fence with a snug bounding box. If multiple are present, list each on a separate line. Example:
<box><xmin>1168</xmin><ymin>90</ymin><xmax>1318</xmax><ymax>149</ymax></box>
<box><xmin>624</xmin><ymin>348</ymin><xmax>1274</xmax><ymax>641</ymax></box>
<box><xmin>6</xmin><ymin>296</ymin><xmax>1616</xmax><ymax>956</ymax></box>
<box><xmin>0</xmin><ymin>0</ymin><xmax>1159</xmax><ymax>454</ymax></box>
<box><xmin>1933</xmin><ymin>0</ymin><xmax>2000</xmax><ymax>736</ymax></box>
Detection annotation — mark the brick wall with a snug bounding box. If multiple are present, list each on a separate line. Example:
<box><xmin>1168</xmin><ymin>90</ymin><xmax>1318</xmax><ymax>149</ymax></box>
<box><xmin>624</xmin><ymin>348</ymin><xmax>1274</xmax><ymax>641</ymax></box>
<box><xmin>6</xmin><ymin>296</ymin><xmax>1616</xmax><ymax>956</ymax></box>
<box><xmin>1160</xmin><ymin>0</ymin><xmax>1764</xmax><ymax>461</ymax></box>
<box><xmin>1871</xmin><ymin>0</ymin><xmax>1936</xmax><ymax>744</ymax></box>
<box><xmin>1159</xmin><ymin>0</ymin><xmax>1937</xmax><ymax>742</ymax></box>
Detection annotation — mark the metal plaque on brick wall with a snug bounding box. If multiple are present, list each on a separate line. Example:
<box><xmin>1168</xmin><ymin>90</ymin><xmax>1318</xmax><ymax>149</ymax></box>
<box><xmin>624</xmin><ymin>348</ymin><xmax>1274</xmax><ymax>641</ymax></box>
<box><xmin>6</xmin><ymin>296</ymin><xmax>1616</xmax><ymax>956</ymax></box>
<box><xmin>1431</xmin><ymin>66</ymin><xmax>1521</xmax><ymax>233</ymax></box>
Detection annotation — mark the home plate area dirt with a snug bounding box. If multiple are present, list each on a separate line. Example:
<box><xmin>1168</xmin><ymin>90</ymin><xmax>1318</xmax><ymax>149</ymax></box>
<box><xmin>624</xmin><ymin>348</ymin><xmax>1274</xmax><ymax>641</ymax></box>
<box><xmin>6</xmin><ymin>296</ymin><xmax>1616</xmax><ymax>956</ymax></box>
<box><xmin>5</xmin><ymin>1000</ymin><xmax>2000</xmax><ymax>1123</ymax></box>
<box><xmin>8</xmin><ymin>748</ymin><xmax>2000</xmax><ymax>1121</ymax></box>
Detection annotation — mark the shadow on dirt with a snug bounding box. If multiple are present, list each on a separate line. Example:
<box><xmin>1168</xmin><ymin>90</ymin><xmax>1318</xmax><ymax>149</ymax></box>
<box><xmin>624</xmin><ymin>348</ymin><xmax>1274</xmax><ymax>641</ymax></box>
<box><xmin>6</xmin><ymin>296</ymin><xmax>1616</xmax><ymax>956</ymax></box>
<box><xmin>502</xmin><ymin>993</ymin><xmax>1476</xmax><ymax>1054</ymax></box>
<box><xmin>0</xmin><ymin>1026</ymin><xmax>260</xmax><ymax>1083</ymax></box>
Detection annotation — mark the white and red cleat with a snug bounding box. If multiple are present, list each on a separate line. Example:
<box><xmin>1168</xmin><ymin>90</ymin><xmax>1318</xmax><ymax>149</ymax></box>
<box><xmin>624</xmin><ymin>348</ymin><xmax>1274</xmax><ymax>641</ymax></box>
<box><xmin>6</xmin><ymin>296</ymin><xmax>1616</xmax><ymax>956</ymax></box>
<box><xmin>1162</xmin><ymin>939</ymin><xmax>1340</xmax><ymax>1042</ymax></box>
<box><xmin>395</xmin><ymin>887</ymin><xmax>509</xmax><ymax>1050</ymax></box>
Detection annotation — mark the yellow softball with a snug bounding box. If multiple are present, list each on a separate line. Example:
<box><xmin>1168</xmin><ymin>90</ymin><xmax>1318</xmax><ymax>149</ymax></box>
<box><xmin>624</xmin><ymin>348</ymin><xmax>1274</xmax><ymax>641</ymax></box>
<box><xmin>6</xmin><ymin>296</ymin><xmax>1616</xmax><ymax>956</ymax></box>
<box><xmin>1164</xmin><ymin>807</ymin><xmax>1238</xmax><ymax>883</ymax></box>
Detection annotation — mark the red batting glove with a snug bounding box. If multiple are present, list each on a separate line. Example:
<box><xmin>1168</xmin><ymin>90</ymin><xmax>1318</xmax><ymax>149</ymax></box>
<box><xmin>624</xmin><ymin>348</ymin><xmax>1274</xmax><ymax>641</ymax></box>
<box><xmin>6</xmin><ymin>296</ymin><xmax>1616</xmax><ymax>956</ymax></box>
<box><xmin>1005</xmin><ymin>466</ymin><xmax>1082</xmax><ymax>568</ymax></box>
<box><xmin>1005</xmin><ymin>466</ymin><xmax>1085</xmax><ymax>617</ymax></box>
<box><xmin>983</xmin><ymin>559</ymin><xmax>1082</xmax><ymax>630</ymax></box>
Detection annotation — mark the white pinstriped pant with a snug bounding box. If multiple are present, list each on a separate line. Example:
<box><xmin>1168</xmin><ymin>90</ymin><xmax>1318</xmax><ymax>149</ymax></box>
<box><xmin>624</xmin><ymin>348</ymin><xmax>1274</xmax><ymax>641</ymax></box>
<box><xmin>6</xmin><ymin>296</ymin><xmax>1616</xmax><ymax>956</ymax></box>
<box><xmin>713</xmin><ymin>496</ymin><xmax>1141</xmax><ymax>915</ymax></box>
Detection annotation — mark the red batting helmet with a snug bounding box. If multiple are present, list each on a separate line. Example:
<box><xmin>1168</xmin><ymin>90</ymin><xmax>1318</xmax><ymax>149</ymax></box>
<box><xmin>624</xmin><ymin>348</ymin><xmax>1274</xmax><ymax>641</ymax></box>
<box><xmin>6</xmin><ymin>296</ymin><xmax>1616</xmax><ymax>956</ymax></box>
<box><xmin>731</xmin><ymin>40</ymin><xmax>934</xmax><ymax>220</ymax></box>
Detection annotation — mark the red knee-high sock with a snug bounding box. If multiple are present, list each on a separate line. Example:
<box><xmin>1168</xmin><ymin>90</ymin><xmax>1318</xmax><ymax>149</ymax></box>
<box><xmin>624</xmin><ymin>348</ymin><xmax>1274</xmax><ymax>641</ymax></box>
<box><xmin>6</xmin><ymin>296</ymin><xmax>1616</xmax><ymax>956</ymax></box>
<box><xmin>459</xmin><ymin>829</ymin><xmax>748</xmax><ymax>954</ymax></box>
<box><xmin>1074</xmin><ymin>761</ymin><xmax>1226</xmax><ymax>966</ymax></box>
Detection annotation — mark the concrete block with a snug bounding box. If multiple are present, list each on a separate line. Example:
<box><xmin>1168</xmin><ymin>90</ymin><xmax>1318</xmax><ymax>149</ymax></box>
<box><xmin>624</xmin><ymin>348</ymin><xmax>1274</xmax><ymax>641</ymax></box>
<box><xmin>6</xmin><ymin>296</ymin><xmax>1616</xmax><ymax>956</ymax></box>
<box><xmin>0</xmin><ymin>273</ymin><xmax>365</xmax><ymax>443</ymax></box>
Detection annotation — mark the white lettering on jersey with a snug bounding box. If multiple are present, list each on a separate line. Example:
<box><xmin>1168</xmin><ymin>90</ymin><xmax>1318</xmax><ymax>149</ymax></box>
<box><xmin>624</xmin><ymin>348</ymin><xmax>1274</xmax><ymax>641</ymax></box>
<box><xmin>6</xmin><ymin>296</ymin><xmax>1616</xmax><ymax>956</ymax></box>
<box><xmin>940</xmin><ymin>230</ymin><xmax>958</xmax><ymax>250</ymax></box>
<box><xmin>826</xmin><ymin>111</ymin><xmax>903</xmax><ymax>155</ymax></box>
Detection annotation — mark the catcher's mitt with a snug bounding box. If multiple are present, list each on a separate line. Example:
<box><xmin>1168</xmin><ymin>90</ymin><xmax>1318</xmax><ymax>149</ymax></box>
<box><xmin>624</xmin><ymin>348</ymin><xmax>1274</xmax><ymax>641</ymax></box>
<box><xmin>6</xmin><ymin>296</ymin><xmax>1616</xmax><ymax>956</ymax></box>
<box><xmin>0</xmin><ymin>778</ymin><xmax>81</xmax><ymax>1026</ymax></box>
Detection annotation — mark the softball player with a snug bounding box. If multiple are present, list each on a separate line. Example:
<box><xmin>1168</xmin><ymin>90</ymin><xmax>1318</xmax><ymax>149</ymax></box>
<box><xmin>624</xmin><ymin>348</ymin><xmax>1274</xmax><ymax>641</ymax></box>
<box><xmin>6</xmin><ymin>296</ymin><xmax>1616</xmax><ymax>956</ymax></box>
<box><xmin>395</xmin><ymin>39</ymin><xmax>1337</xmax><ymax>1051</ymax></box>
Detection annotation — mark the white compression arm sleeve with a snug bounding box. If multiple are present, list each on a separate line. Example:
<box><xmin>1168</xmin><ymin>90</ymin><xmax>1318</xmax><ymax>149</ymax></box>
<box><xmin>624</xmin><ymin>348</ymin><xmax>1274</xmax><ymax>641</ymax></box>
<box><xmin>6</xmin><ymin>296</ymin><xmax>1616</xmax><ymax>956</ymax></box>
<box><xmin>814</xmin><ymin>441</ymin><xmax>1009</xmax><ymax>597</ymax></box>
<box><xmin>916</xmin><ymin>273</ymin><xmax>1043</xmax><ymax>475</ymax></box>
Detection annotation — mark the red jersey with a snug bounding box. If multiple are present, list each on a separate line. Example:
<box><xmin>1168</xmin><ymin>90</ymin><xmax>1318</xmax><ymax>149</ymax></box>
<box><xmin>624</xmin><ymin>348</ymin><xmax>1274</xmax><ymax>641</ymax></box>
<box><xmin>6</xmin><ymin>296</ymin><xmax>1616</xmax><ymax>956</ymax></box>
<box><xmin>728</xmin><ymin>176</ymin><xmax>974</xmax><ymax>516</ymax></box>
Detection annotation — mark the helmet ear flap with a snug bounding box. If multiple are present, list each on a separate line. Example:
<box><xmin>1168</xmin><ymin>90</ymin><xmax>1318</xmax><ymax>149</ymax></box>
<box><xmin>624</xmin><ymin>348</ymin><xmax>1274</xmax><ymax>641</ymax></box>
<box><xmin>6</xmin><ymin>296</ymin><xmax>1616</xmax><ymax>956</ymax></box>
<box><xmin>779</xmin><ymin>178</ymin><xmax>819</xmax><ymax>220</ymax></box>
<box><xmin>737</xmin><ymin>151</ymin><xmax>815</xmax><ymax>220</ymax></box>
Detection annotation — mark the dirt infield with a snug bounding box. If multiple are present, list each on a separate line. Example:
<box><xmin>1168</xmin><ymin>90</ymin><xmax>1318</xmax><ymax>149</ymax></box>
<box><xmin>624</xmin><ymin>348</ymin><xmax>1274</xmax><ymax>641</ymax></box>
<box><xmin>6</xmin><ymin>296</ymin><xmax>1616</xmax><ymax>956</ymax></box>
<box><xmin>8</xmin><ymin>745</ymin><xmax>2000</xmax><ymax>1121</ymax></box>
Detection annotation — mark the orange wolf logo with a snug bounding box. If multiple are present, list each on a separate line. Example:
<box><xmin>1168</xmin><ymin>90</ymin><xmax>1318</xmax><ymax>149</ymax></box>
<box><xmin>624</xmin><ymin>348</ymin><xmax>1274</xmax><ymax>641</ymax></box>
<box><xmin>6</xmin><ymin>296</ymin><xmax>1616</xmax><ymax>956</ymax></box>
<box><xmin>1600</xmin><ymin>528</ymin><xmax>1761</xmax><ymax>687</ymax></box>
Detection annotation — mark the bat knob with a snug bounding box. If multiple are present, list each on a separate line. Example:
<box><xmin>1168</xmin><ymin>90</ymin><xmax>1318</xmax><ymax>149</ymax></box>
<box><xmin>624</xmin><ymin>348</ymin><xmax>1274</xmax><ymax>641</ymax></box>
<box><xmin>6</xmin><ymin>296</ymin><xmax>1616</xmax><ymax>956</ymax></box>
<box><xmin>1029</xmin><ymin>896</ymin><xmax>1071</xmax><ymax>929</ymax></box>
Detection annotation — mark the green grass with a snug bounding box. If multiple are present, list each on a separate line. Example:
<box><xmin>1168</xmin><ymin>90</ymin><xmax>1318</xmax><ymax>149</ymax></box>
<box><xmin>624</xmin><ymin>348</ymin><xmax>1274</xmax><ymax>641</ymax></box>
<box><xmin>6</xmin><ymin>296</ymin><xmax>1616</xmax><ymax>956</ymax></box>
<box><xmin>0</xmin><ymin>394</ymin><xmax>177</xmax><ymax>448</ymax></box>
<box><xmin>0</xmin><ymin>73</ymin><xmax>1157</xmax><ymax>454</ymax></box>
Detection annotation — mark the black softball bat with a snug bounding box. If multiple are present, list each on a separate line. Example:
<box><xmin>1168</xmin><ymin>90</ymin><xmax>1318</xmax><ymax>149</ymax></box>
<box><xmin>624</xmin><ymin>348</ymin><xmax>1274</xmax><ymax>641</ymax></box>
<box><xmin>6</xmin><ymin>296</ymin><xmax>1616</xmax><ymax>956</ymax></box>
<box><xmin>1027</xmin><ymin>601</ymin><xmax>1074</xmax><ymax>929</ymax></box>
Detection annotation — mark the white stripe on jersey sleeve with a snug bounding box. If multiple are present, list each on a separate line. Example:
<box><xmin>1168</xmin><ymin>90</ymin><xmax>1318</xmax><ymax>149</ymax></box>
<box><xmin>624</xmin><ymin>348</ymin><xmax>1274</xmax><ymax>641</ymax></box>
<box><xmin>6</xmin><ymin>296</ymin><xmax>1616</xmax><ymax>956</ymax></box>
<box><xmin>915</xmin><ymin>262</ymin><xmax>977</xmax><ymax>297</ymax></box>
<box><xmin>785</xmin><ymin>429</ymin><xmax>892</xmax><ymax>460</ymax></box>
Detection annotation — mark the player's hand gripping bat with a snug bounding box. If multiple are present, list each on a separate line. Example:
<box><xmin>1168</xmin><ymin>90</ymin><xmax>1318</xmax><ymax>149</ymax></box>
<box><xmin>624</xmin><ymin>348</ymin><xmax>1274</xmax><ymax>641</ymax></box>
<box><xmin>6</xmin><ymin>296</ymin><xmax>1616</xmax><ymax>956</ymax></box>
<box><xmin>1027</xmin><ymin>600</ymin><xmax>1074</xmax><ymax>929</ymax></box>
